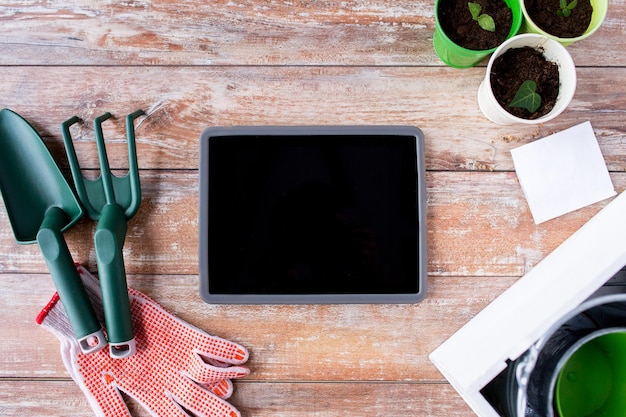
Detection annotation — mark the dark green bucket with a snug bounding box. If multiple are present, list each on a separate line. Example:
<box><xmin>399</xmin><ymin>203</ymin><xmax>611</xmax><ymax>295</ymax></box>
<box><xmin>481</xmin><ymin>293</ymin><xmax>626</xmax><ymax>417</ymax></box>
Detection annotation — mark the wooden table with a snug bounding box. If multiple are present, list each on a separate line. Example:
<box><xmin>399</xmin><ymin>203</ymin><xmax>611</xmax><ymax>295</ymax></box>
<box><xmin>1</xmin><ymin>1</ymin><xmax>625</xmax><ymax>415</ymax></box>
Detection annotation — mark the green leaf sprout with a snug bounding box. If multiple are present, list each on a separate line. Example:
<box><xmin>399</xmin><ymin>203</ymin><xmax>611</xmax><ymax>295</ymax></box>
<box><xmin>557</xmin><ymin>0</ymin><xmax>578</xmax><ymax>17</ymax></box>
<box><xmin>468</xmin><ymin>2</ymin><xmax>496</xmax><ymax>32</ymax></box>
<box><xmin>509</xmin><ymin>80</ymin><xmax>542</xmax><ymax>113</ymax></box>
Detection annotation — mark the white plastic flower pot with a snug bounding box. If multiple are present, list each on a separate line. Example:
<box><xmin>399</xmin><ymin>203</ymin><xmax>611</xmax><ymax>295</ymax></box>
<box><xmin>477</xmin><ymin>34</ymin><xmax>577</xmax><ymax>125</ymax></box>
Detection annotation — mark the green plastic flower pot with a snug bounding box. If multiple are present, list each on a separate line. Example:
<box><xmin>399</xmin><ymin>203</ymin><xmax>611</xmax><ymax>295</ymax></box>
<box><xmin>555</xmin><ymin>330</ymin><xmax>626</xmax><ymax>417</ymax></box>
<box><xmin>521</xmin><ymin>0</ymin><xmax>608</xmax><ymax>46</ymax></box>
<box><xmin>433</xmin><ymin>0</ymin><xmax>523</xmax><ymax>68</ymax></box>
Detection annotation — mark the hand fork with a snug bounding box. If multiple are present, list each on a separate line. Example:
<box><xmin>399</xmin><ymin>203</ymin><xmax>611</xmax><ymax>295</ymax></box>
<box><xmin>62</xmin><ymin>110</ymin><xmax>144</xmax><ymax>359</ymax></box>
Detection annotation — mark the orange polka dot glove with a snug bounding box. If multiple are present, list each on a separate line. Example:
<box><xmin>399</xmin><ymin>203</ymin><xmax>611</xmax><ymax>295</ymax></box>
<box><xmin>37</xmin><ymin>265</ymin><xmax>250</xmax><ymax>417</ymax></box>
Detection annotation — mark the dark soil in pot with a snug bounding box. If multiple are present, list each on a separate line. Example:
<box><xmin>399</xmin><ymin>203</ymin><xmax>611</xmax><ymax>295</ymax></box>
<box><xmin>438</xmin><ymin>0</ymin><xmax>513</xmax><ymax>50</ymax></box>
<box><xmin>490</xmin><ymin>46</ymin><xmax>560</xmax><ymax>120</ymax></box>
<box><xmin>524</xmin><ymin>0</ymin><xmax>593</xmax><ymax>38</ymax></box>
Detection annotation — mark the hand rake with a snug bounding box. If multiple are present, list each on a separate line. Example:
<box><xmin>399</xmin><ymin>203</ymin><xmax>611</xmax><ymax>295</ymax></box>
<box><xmin>62</xmin><ymin>110</ymin><xmax>144</xmax><ymax>359</ymax></box>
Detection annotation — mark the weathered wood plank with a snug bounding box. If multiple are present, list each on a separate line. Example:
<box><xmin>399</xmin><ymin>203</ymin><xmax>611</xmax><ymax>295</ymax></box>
<box><xmin>426</xmin><ymin>171</ymin><xmax>603</xmax><ymax>277</ymax></box>
<box><xmin>1</xmin><ymin>67</ymin><xmax>625</xmax><ymax>172</ymax></box>
<box><xmin>232</xmin><ymin>381</ymin><xmax>476</xmax><ymax>416</ymax></box>
<box><xmin>0</xmin><ymin>273</ymin><xmax>516</xmax><ymax>381</ymax></box>
<box><xmin>0</xmin><ymin>0</ymin><xmax>623</xmax><ymax>66</ymax></box>
<box><xmin>0</xmin><ymin>380</ymin><xmax>474</xmax><ymax>416</ymax></box>
<box><xmin>1</xmin><ymin>171</ymin><xmax>622</xmax><ymax>276</ymax></box>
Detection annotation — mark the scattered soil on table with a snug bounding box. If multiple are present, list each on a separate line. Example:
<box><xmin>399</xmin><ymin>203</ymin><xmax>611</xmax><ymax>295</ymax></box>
<box><xmin>490</xmin><ymin>46</ymin><xmax>560</xmax><ymax>120</ymax></box>
<box><xmin>524</xmin><ymin>0</ymin><xmax>593</xmax><ymax>38</ymax></box>
<box><xmin>438</xmin><ymin>0</ymin><xmax>513</xmax><ymax>51</ymax></box>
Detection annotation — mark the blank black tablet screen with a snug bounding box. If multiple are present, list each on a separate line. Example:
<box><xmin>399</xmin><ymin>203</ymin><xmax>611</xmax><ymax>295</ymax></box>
<box><xmin>207</xmin><ymin>134</ymin><xmax>420</xmax><ymax>295</ymax></box>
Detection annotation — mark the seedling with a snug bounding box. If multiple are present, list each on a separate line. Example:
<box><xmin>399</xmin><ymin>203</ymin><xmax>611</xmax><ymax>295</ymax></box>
<box><xmin>557</xmin><ymin>0</ymin><xmax>578</xmax><ymax>17</ymax></box>
<box><xmin>468</xmin><ymin>2</ymin><xmax>496</xmax><ymax>32</ymax></box>
<box><xmin>509</xmin><ymin>80</ymin><xmax>542</xmax><ymax>113</ymax></box>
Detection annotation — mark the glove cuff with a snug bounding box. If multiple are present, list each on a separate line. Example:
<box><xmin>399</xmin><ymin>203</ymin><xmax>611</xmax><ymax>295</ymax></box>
<box><xmin>36</xmin><ymin>292</ymin><xmax>61</xmax><ymax>325</ymax></box>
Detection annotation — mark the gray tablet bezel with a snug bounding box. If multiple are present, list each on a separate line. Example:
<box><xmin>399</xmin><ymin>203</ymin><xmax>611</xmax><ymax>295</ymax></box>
<box><xmin>199</xmin><ymin>125</ymin><xmax>427</xmax><ymax>304</ymax></box>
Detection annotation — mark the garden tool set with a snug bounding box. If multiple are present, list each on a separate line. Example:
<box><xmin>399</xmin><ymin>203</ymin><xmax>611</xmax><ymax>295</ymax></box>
<box><xmin>0</xmin><ymin>108</ymin><xmax>250</xmax><ymax>416</ymax></box>
<box><xmin>0</xmin><ymin>108</ymin><xmax>142</xmax><ymax>358</ymax></box>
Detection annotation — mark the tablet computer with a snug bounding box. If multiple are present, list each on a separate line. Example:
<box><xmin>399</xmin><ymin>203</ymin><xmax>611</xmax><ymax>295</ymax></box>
<box><xmin>199</xmin><ymin>126</ymin><xmax>426</xmax><ymax>304</ymax></box>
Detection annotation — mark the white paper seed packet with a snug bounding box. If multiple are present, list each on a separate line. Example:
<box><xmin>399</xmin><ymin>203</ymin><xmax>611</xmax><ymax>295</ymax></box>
<box><xmin>511</xmin><ymin>121</ymin><xmax>616</xmax><ymax>224</ymax></box>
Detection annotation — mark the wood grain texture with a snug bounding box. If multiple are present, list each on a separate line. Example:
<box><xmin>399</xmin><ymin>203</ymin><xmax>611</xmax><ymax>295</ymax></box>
<box><xmin>0</xmin><ymin>0</ymin><xmax>623</xmax><ymax>66</ymax></box>
<box><xmin>0</xmin><ymin>380</ymin><xmax>475</xmax><ymax>416</ymax></box>
<box><xmin>1</xmin><ymin>66</ymin><xmax>626</xmax><ymax>172</ymax></box>
<box><xmin>1</xmin><ymin>0</ymin><xmax>625</xmax><ymax>415</ymax></box>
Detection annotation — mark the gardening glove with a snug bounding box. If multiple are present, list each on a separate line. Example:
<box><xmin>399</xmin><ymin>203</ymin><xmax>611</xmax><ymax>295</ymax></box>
<box><xmin>37</xmin><ymin>264</ymin><xmax>250</xmax><ymax>417</ymax></box>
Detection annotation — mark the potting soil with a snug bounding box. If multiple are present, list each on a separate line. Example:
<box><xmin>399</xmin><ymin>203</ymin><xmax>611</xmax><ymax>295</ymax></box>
<box><xmin>490</xmin><ymin>46</ymin><xmax>560</xmax><ymax>120</ymax></box>
<box><xmin>438</xmin><ymin>0</ymin><xmax>513</xmax><ymax>51</ymax></box>
<box><xmin>524</xmin><ymin>0</ymin><xmax>593</xmax><ymax>38</ymax></box>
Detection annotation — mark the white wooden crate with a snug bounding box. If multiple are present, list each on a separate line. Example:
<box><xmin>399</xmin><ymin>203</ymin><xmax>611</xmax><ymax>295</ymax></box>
<box><xmin>430</xmin><ymin>190</ymin><xmax>626</xmax><ymax>417</ymax></box>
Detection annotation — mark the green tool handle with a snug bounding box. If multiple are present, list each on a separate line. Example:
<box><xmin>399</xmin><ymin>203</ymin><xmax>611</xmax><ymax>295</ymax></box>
<box><xmin>37</xmin><ymin>207</ymin><xmax>106</xmax><ymax>354</ymax></box>
<box><xmin>94</xmin><ymin>203</ymin><xmax>135</xmax><ymax>358</ymax></box>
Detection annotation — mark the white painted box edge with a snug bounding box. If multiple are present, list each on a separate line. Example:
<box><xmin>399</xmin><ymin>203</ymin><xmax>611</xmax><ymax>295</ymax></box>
<box><xmin>430</xmin><ymin>190</ymin><xmax>626</xmax><ymax>417</ymax></box>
